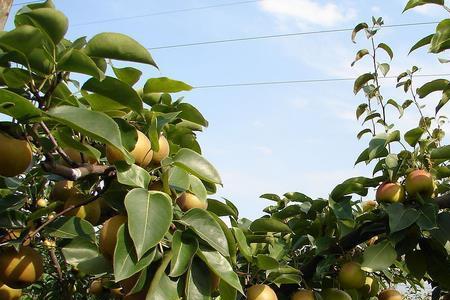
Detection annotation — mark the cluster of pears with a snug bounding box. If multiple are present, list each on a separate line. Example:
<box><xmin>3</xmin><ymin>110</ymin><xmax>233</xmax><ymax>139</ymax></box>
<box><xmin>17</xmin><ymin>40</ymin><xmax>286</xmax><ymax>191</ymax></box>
<box><xmin>0</xmin><ymin>246</ymin><xmax>44</xmax><ymax>299</ymax></box>
<box><xmin>245</xmin><ymin>262</ymin><xmax>402</xmax><ymax>300</ymax></box>
<box><xmin>375</xmin><ymin>169</ymin><xmax>435</xmax><ymax>204</ymax></box>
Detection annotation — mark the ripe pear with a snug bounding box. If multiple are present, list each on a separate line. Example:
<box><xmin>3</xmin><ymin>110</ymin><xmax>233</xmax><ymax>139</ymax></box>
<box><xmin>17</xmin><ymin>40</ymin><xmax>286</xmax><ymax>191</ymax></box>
<box><xmin>0</xmin><ymin>282</ymin><xmax>22</xmax><ymax>300</ymax></box>
<box><xmin>64</xmin><ymin>193</ymin><xmax>101</xmax><ymax>225</ymax></box>
<box><xmin>338</xmin><ymin>262</ymin><xmax>365</xmax><ymax>289</ymax></box>
<box><xmin>36</xmin><ymin>198</ymin><xmax>48</xmax><ymax>208</ymax></box>
<box><xmin>106</xmin><ymin>130</ymin><xmax>153</xmax><ymax>167</ymax></box>
<box><xmin>321</xmin><ymin>288</ymin><xmax>351</xmax><ymax>300</ymax></box>
<box><xmin>89</xmin><ymin>279</ymin><xmax>104</xmax><ymax>295</ymax></box>
<box><xmin>291</xmin><ymin>289</ymin><xmax>315</xmax><ymax>300</ymax></box>
<box><xmin>405</xmin><ymin>169</ymin><xmax>434</xmax><ymax>198</ymax></box>
<box><xmin>148</xmin><ymin>180</ymin><xmax>163</xmax><ymax>191</ymax></box>
<box><xmin>99</xmin><ymin>215</ymin><xmax>127</xmax><ymax>260</ymax></box>
<box><xmin>50</xmin><ymin>180</ymin><xmax>76</xmax><ymax>202</ymax></box>
<box><xmin>0</xmin><ymin>132</ymin><xmax>32</xmax><ymax>177</ymax></box>
<box><xmin>0</xmin><ymin>247</ymin><xmax>44</xmax><ymax>288</ymax></box>
<box><xmin>176</xmin><ymin>192</ymin><xmax>207</xmax><ymax>211</ymax></box>
<box><xmin>151</xmin><ymin>135</ymin><xmax>170</xmax><ymax>163</ymax></box>
<box><xmin>376</xmin><ymin>182</ymin><xmax>404</xmax><ymax>203</ymax></box>
<box><xmin>64</xmin><ymin>147</ymin><xmax>97</xmax><ymax>164</ymax></box>
<box><xmin>247</xmin><ymin>284</ymin><xmax>278</xmax><ymax>300</ymax></box>
<box><xmin>377</xmin><ymin>289</ymin><xmax>402</xmax><ymax>300</ymax></box>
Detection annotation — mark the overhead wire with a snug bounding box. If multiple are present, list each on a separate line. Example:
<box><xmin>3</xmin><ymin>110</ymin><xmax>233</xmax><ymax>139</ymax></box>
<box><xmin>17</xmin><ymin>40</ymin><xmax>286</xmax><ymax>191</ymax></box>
<box><xmin>193</xmin><ymin>74</ymin><xmax>450</xmax><ymax>89</ymax></box>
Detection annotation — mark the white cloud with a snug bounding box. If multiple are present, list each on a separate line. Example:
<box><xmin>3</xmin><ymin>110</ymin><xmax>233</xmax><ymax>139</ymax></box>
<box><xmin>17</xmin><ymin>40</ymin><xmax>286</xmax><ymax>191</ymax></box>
<box><xmin>260</xmin><ymin>0</ymin><xmax>357</xmax><ymax>28</ymax></box>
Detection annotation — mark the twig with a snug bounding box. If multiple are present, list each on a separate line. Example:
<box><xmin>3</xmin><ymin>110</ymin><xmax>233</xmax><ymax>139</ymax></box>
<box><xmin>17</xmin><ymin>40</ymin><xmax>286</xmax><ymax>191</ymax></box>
<box><xmin>49</xmin><ymin>248</ymin><xmax>63</xmax><ymax>281</ymax></box>
<box><xmin>23</xmin><ymin>176</ymin><xmax>114</xmax><ymax>244</ymax></box>
<box><xmin>39</xmin><ymin>121</ymin><xmax>78</xmax><ymax>167</ymax></box>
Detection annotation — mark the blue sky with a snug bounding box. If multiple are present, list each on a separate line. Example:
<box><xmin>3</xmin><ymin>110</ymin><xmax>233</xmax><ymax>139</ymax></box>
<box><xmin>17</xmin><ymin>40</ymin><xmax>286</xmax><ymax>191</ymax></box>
<box><xmin>6</xmin><ymin>0</ymin><xmax>450</xmax><ymax>219</ymax></box>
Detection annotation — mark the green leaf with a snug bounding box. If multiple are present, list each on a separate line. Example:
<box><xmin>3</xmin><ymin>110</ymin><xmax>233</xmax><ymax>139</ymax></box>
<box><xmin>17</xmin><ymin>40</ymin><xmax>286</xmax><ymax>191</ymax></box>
<box><xmin>113</xmin><ymin>225</ymin><xmax>156</xmax><ymax>281</ymax></box>
<box><xmin>405</xmin><ymin>250</ymin><xmax>427</xmax><ymax>278</ymax></box>
<box><xmin>61</xmin><ymin>238</ymin><xmax>98</xmax><ymax>266</ymax></box>
<box><xmin>377</xmin><ymin>43</ymin><xmax>394</xmax><ymax>60</ymax></box>
<box><xmin>147</xmin><ymin>273</ymin><xmax>180</xmax><ymax>300</ymax></box>
<box><xmin>256</xmin><ymin>254</ymin><xmax>279</xmax><ymax>270</ymax></box>
<box><xmin>409</xmin><ymin>34</ymin><xmax>434</xmax><ymax>54</ymax></box>
<box><xmin>352</xmin><ymin>23</ymin><xmax>368</xmax><ymax>43</ymax></box>
<box><xmin>46</xmin><ymin>216</ymin><xmax>95</xmax><ymax>241</ymax></box>
<box><xmin>357</xmin><ymin>128</ymin><xmax>372</xmax><ymax>140</ymax></box>
<box><xmin>378</xmin><ymin>63</ymin><xmax>390</xmax><ymax>77</ymax></box>
<box><xmin>351</xmin><ymin>49</ymin><xmax>369</xmax><ymax>67</ymax></box>
<box><xmin>189</xmin><ymin>175</ymin><xmax>207</xmax><ymax>202</ymax></box>
<box><xmin>354</xmin><ymin>73</ymin><xmax>374</xmax><ymax>94</ymax></box>
<box><xmin>180</xmin><ymin>209</ymin><xmax>229</xmax><ymax>257</ymax></box>
<box><xmin>386</xmin><ymin>203</ymin><xmax>420</xmax><ymax>233</ymax></box>
<box><xmin>145</xmin><ymin>251</ymin><xmax>173</xmax><ymax>299</ymax></box>
<box><xmin>58</xmin><ymin>49</ymin><xmax>105</xmax><ymax>80</ymax></box>
<box><xmin>249</xmin><ymin>218</ymin><xmax>292</xmax><ymax>233</ymax></box>
<box><xmin>84</xmin><ymin>32</ymin><xmax>157</xmax><ymax>67</ymax></box>
<box><xmin>2</xmin><ymin>68</ymin><xmax>31</xmax><ymax>88</ymax></box>
<box><xmin>404</xmin><ymin>127</ymin><xmax>425</xmax><ymax>147</ymax></box>
<box><xmin>207</xmin><ymin>199</ymin><xmax>238</xmax><ymax>218</ymax></box>
<box><xmin>417</xmin><ymin>79</ymin><xmax>449</xmax><ymax>98</ymax></box>
<box><xmin>386</xmin><ymin>99</ymin><xmax>404</xmax><ymax>118</ymax></box>
<box><xmin>144</xmin><ymin>77</ymin><xmax>192</xmax><ymax>93</ymax></box>
<box><xmin>77</xmin><ymin>255</ymin><xmax>112</xmax><ymax>275</ymax></box>
<box><xmin>231</xmin><ymin>228</ymin><xmax>252</xmax><ymax>263</ymax></box>
<box><xmin>404</xmin><ymin>0</ymin><xmax>444</xmax><ymax>12</ymax></box>
<box><xmin>185</xmin><ymin>258</ymin><xmax>212</xmax><ymax>300</ymax></box>
<box><xmin>168</xmin><ymin>166</ymin><xmax>190</xmax><ymax>192</ymax></box>
<box><xmin>177</xmin><ymin>103</ymin><xmax>208</xmax><ymax>127</ymax></box>
<box><xmin>112</xmin><ymin>66</ymin><xmax>142</xmax><ymax>86</ymax></box>
<box><xmin>116</xmin><ymin>162</ymin><xmax>151</xmax><ymax>189</ymax></box>
<box><xmin>361</xmin><ymin>240</ymin><xmax>397</xmax><ymax>272</ymax></box>
<box><xmin>417</xmin><ymin>203</ymin><xmax>438</xmax><ymax>230</ymax></box>
<box><xmin>430</xmin><ymin>19</ymin><xmax>450</xmax><ymax>53</ymax></box>
<box><xmin>172</xmin><ymin>148</ymin><xmax>222</xmax><ymax>184</ymax></box>
<box><xmin>16</xmin><ymin>8</ymin><xmax>68</xmax><ymax>45</ymax></box>
<box><xmin>46</xmin><ymin>106</ymin><xmax>132</xmax><ymax>163</ymax></box>
<box><xmin>0</xmin><ymin>25</ymin><xmax>44</xmax><ymax>55</ymax></box>
<box><xmin>0</xmin><ymin>89</ymin><xmax>42</xmax><ymax>121</ymax></box>
<box><xmin>431</xmin><ymin>145</ymin><xmax>450</xmax><ymax>159</ymax></box>
<box><xmin>197</xmin><ymin>248</ymin><xmax>243</xmax><ymax>294</ymax></box>
<box><xmin>430</xmin><ymin>212</ymin><xmax>450</xmax><ymax>244</ymax></box>
<box><xmin>170</xmin><ymin>230</ymin><xmax>198</xmax><ymax>277</ymax></box>
<box><xmin>436</xmin><ymin>89</ymin><xmax>450</xmax><ymax>114</ymax></box>
<box><xmin>82</xmin><ymin>76</ymin><xmax>143</xmax><ymax>113</ymax></box>
<box><xmin>219</xmin><ymin>280</ymin><xmax>237</xmax><ymax>300</ymax></box>
<box><xmin>124</xmin><ymin>189</ymin><xmax>173</xmax><ymax>260</ymax></box>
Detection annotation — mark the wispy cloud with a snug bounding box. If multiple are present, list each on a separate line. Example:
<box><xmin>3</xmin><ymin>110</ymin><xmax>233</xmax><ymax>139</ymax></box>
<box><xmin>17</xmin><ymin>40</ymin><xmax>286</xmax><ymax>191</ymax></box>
<box><xmin>260</xmin><ymin>0</ymin><xmax>357</xmax><ymax>28</ymax></box>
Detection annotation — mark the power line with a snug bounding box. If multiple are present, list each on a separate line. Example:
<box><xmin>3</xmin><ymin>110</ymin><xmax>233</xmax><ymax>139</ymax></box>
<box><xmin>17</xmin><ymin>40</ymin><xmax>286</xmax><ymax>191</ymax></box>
<box><xmin>148</xmin><ymin>21</ymin><xmax>439</xmax><ymax>50</ymax></box>
<box><xmin>72</xmin><ymin>0</ymin><xmax>262</xmax><ymax>27</ymax></box>
<box><xmin>193</xmin><ymin>73</ymin><xmax>450</xmax><ymax>89</ymax></box>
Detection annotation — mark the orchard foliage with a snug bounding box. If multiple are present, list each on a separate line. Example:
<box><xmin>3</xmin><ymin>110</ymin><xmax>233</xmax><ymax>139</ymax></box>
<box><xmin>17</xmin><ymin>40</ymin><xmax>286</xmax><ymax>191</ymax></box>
<box><xmin>0</xmin><ymin>1</ymin><xmax>449</xmax><ymax>300</ymax></box>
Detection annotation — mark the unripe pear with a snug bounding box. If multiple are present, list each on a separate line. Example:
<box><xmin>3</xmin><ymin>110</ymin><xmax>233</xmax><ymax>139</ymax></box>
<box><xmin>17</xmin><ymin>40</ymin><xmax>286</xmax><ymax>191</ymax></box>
<box><xmin>0</xmin><ymin>282</ymin><xmax>22</xmax><ymax>300</ymax></box>
<box><xmin>0</xmin><ymin>247</ymin><xmax>44</xmax><ymax>288</ymax></box>
<box><xmin>338</xmin><ymin>262</ymin><xmax>365</xmax><ymax>289</ymax></box>
<box><xmin>291</xmin><ymin>289</ymin><xmax>315</xmax><ymax>300</ymax></box>
<box><xmin>405</xmin><ymin>169</ymin><xmax>434</xmax><ymax>198</ymax></box>
<box><xmin>99</xmin><ymin>215</ymin><xmax>127</xmax><ymax>260</ymax></box>
<box><xmin>106</xmin><ymin>130</ymin><xmax>153</xmax><ymax>167</ymax></box>
<box><xmin>64</xmin><ymin>193</ymin><xmax>101</xmax><ymax>225</ymax></box>
<box><xmin>64</xmin><ymin>147</ymin><xmax>97</xmax><ymax>164</ymax></box>
<box><xmin>151</xmin><ymin>135</ymin><xmax>170</xmax><ymax>163</ymax></box>
<box><xmin>321</xmin><ymin>288</ymin><xmax>351</xmax><ymax>300</ymax></box>
<box><xmin>377</xmin><ymin>289</ymin><xmax>402</xmax><ymax>300</ymax></box>
<box><xmin>376</xmin><ymin>182</ymin><xmax>404</xmax><ymax>203</ymax></box>
<box><xmin>176</xmin><ymin>192</ymin><xmax>207</xmax><ymax>211</ymax></box>
<box><xmin>0</xmin><ymin>132</ymin><xmax>32</xmax><ymax>177</ymax></box>
<box><xmin>247</xmin><ymin>284</ymin><xmax>278</xmax><ymax>300</ymax></box>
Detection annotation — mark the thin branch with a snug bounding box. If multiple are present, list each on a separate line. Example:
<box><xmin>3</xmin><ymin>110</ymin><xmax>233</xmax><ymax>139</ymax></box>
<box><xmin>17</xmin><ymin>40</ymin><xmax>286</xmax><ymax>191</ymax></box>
<box><xmin>39</xmin><ymin>121</ymin><xmax>78</xmax><ymax>167</ymax></box>
<box><xmin>23</xmin><ymin>176</ymin><xmax>114</xmax><ymax>244</ymax></box>
<box><xmin>49</xmin><ymin>248</ymin><xmax>63</xmax><ymax>281</ymax></box>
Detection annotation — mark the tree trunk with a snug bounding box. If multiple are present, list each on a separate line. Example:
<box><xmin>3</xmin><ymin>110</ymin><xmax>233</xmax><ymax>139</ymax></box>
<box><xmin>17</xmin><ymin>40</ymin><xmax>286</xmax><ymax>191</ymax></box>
<box><xmin>0</xmin><ymin>0</ymin><xmax>13</xmax><ymax>30</ymax></box>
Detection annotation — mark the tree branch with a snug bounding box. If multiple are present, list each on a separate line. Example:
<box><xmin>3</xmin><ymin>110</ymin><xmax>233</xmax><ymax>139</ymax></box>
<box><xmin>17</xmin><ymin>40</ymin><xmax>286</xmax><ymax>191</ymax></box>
<box><xmin>39</xmin><ymin>121</ymin><xmax>78</xmax><ymax>167</ymax></box>
<box><xmin>41</xmin><ymin>160</ymin><xmax>113</xmax><ymax>181</ymax></box>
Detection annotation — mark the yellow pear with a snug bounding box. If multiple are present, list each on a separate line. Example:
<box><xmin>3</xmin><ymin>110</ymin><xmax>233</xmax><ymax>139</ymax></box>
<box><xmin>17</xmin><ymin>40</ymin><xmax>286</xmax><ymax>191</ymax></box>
<box><xmin>106</xmin><ymin>130</ymin><xmax>153</xmax><ymax>167</ymax></box>
<box><xmin>0</xmin><ymin>132</ymin><xmax>32</xmax><ymax>177</ymax></box>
